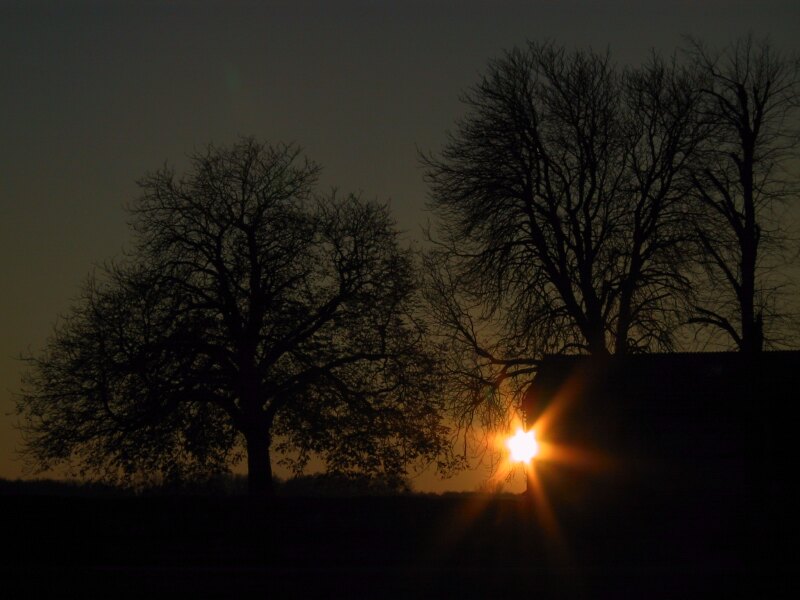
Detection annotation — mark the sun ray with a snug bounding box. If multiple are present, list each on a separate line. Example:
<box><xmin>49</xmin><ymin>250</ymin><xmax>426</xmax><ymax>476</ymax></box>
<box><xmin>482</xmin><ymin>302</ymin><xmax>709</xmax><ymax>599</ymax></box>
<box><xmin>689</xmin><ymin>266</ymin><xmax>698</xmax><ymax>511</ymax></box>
<box><xmin>536</xmin><ymin>442</ymin><xmax>614</xmax><ymax>473</ymax></box>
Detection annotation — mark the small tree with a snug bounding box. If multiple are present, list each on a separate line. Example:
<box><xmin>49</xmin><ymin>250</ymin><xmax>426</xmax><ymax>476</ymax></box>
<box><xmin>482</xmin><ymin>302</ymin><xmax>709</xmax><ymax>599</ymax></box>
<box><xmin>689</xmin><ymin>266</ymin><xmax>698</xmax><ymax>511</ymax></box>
<box><xmin>18</xmin><ymin>139</ymin><xmax>451</xmax><ymax>494</ymax></box>
<box><xmin>685</xmin><ymin>35</ymin><xmax>800</xmax><ymax>353</ymax></box>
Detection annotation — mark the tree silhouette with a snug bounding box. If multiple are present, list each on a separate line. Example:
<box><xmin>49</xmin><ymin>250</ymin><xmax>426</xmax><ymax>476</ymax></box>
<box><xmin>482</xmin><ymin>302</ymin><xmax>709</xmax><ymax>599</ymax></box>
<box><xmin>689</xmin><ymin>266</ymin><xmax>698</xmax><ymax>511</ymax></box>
<box><xmin>685</xmin><ymin>35</ymin><xmax>800</xmax><ymax>353</ymax></box>
<box><xmin>421</xmin><ymin>42</ymin><xmax>706</xmax><ymax>433</ymax></box>
<box><xmin>18</xmin><ymin>139</ymin><xmax>451</xmax><ymax>494</ymax></box>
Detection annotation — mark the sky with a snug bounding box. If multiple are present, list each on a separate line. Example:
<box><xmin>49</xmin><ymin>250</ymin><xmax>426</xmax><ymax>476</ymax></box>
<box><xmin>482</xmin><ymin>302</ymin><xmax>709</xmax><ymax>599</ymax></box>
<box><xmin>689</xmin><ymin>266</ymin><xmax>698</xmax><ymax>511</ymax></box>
<box><xmin>2</xmin><ymin>0</ymin><xmax>799</xmax><ymax>493</ymax></box>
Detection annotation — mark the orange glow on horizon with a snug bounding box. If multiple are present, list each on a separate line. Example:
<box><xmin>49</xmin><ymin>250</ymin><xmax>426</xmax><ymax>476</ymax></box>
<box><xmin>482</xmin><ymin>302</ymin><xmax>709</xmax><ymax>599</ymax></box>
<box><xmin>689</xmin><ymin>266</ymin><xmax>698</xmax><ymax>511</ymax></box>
<box><xmin>486</xmin><ymin>374</ymin><xmax>617</xmax><ymax>495</ymax></box>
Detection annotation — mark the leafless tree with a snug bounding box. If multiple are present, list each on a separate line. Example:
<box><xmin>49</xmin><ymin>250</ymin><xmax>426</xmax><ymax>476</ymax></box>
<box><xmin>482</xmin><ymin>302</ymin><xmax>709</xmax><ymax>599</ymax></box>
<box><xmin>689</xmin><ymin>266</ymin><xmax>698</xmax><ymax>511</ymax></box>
<box><xmin>422</xmin><ymin>42</ymin><xmax>707</xmax><ymax>435</ymax></box>
<box><xmin>685</xmin><ymin>35</ymin><xmax>800</xmax><ymax>353</ymax></box>
<box><xmin>18</xmin><ymin>139</ymin><xmax>452</xmax><ymax>494</ymax></box>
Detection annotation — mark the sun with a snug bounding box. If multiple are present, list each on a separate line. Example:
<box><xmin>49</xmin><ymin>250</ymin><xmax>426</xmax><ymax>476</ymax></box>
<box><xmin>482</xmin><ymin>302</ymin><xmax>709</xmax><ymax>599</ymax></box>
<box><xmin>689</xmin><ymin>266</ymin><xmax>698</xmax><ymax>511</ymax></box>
<box><xmin>506</xmin><ymin>427</ymin><xmax>539</xmax><ymax>463</ymax></box>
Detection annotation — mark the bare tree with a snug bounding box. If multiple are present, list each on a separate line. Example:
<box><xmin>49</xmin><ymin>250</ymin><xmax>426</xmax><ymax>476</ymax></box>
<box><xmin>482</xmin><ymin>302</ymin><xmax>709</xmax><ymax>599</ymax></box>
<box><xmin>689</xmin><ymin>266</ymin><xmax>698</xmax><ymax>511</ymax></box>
<box><xmin>18</xmin><ymin>139</ymin><xmax>452</xmax><ymax>494</ymax></box>
<box><xmin>685</xmin><ymin>35</ymin><xmax>800</xmax><ymax>353</ymax></box>
<box><xmin>422</xmin><ymin>42</ymin><xmax>706</xmax><ymax>434</ymax></box>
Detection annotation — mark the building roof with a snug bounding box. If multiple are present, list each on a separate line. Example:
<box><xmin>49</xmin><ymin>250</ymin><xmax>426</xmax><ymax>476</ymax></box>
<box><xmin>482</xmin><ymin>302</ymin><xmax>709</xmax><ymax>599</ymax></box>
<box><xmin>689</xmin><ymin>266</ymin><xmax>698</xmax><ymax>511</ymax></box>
<box><xmin>524</xmin><ymin>350</ymin><xmax>800</xmax><ymax>419</ymax></box>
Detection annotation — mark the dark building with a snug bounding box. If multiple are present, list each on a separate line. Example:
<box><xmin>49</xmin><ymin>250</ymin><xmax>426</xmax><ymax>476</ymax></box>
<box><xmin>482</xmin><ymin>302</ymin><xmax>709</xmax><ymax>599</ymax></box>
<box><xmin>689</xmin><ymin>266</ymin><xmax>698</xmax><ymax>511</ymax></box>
<box><xmin>520</xmin><ymin>351</ymin><xmax>799</xmax><ymax>584</ymax></box>
<box><xmin>523</xmin><ymin>351</ymin><xmax>798</xmax><ymax>461</ymax></box>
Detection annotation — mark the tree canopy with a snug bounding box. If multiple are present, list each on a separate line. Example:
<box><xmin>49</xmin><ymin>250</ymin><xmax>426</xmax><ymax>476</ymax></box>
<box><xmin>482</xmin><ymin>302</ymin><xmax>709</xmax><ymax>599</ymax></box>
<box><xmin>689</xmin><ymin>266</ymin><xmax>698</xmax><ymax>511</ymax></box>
<box><xmin>422</xmin><ymin>37</ymin><xmax>799</xmax><ymax>438</ymax></box>
<box><xmin>19</xmin><ymin>139</ymin><xmax>452</xmax><ymax>494</ymax></box>
<box><xmin>422</xmin><ymin>41</ymin><xmax>707</xmax><ymax>433</ymax></box>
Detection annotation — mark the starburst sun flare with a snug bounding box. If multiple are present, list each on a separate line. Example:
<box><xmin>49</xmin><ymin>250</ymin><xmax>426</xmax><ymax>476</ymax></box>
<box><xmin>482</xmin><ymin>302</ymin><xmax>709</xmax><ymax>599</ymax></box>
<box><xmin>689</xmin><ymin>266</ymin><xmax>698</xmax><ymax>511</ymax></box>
<box><xmin>506</xmin><ymin>427</ymin><xmax>539</xmax><ymax>463</ymax></box>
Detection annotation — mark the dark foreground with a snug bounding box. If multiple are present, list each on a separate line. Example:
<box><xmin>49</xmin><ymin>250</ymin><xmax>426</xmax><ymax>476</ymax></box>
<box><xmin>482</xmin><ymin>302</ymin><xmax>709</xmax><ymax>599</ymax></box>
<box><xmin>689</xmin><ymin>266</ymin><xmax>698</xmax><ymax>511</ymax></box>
<box><xmin>2</xmin><ymin>486</ymin><xmax>792</xmax><ymax>599</ymax></box>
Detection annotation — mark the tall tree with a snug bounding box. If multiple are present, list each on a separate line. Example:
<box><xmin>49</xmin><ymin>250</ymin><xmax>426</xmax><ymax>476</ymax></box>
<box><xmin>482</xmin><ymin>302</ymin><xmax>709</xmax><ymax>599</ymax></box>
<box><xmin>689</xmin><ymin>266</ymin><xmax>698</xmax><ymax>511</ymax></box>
<box><xmin>422</xmin><ymin>42</ymin><xmax>705</xmax><ymax>433</ymax></box>
<box><xmin>18</xmin><ymin>139</ymin><xmax>451</xmax><ymax>494</ymax></box>
<box><xmin>685</xmin><ymin>36</ymin><xmax>800</xmax><ymax>353</ymax></box>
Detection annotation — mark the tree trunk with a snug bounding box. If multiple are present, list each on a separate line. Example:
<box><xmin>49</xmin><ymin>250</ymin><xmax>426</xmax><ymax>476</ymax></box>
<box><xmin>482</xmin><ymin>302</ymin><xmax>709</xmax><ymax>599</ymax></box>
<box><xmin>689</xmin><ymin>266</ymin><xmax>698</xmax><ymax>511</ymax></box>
<box><xmin>586</xmin><ymin>323</ymin><xmax>609</xmax><ymax>356</ymax></box>
<box><xmin>245</xmin><ymin>430</ymin><xmax>273</xmax><ymax>495</ymax></box>
<box><xmin>739</xmin><ymin>147</ymin><xmax>761</xmax><ymax>355</ymax></box>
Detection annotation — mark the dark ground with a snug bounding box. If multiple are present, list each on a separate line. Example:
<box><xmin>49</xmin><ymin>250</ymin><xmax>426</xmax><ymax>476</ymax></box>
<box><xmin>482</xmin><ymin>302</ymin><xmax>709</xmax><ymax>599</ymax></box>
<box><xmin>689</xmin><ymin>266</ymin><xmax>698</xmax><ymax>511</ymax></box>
<box><xmin>2</xmin><ymin>481</ymin><xmax>793</xmax><ymax>599</ymax></box>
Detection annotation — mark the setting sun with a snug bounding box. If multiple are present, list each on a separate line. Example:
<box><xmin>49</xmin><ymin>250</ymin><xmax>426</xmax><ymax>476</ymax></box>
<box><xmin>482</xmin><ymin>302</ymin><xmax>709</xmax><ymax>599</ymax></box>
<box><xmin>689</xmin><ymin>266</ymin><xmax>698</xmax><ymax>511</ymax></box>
<box><xmin>506</xmin><ymin>427</ymin><xmax>539</xmax><ymax>463</ymax></box>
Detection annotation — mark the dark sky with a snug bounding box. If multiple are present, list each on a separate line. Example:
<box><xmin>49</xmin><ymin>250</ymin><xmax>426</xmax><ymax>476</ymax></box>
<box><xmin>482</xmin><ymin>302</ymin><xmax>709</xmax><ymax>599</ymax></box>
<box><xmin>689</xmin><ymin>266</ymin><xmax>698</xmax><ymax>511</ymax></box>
<box><xmin>2</xmin><ymin>0</ymin><xmax>798</xmax><ymax>492</ymax></box>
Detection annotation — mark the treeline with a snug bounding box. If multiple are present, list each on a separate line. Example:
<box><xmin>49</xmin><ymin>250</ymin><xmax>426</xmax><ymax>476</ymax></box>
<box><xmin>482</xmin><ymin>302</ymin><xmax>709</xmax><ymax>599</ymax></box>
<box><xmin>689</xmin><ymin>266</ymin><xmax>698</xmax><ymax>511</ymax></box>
<box><xmin>0</xmin><ymin>473</ymin><xmax>416</xmax><ymax>497</ymax></box>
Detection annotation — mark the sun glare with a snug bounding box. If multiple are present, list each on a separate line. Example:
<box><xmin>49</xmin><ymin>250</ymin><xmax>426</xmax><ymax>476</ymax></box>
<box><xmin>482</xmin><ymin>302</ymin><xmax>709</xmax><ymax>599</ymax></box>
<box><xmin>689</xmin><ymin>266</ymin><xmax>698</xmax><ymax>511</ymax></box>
<box><xmin>506</xmin><ymin>427</ymin><xmax>539</xmax><ymax>463</ymax></box>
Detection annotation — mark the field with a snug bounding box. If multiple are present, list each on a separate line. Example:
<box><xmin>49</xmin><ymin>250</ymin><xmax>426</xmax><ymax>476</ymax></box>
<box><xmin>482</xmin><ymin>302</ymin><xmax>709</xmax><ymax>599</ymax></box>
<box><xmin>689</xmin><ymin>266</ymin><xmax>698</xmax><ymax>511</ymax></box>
<box><xmin>3</xmin><ymin>480</ymin><xmax>789</xmax><ymax>598</ymax></box>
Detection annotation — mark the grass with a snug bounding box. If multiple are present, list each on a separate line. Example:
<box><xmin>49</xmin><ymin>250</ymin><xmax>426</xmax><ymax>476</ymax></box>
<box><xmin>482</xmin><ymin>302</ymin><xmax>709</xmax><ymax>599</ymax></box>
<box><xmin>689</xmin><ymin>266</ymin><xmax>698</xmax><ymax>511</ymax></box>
<box><xmin>2</xmin><ymin>476</ymin><xmax>785</xmax><ymax>598</ymax></box>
